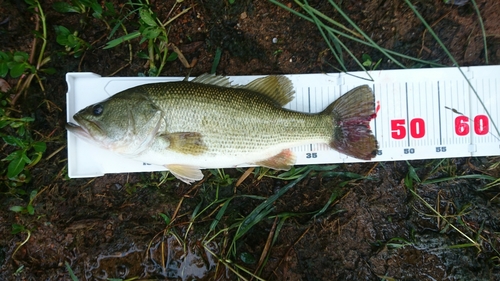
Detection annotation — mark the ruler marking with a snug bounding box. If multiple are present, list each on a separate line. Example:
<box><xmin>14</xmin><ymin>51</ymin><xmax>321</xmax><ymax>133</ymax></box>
<box><xmin>490</xmin><ymin>78</ymin><xmax>500</xmax><ymax>143</ymax></box>
<box><xmin>437</xmin><ymin>81</ymin><xmax>442</xmax><ymax>145</ymax></box>
<box><xmin>308</xmin><ymin>87</ymin><xmax>311</xmax><ymax>113</ymax></box>
<box><xmin>405</xmin><ymin>83</ymin><xmax>410</xmax><ymax>147</ymax></box>
<box><xmin>467</xmin><ymin>79</ymin><xmax>473</xmax><ymax>149</ymax></box>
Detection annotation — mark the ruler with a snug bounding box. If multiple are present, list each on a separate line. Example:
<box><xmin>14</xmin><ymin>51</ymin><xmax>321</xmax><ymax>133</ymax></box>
<box><xmin>66</xmin><ymin>66</ymin><xmax>500</xmax><ymax>178</ymax></box>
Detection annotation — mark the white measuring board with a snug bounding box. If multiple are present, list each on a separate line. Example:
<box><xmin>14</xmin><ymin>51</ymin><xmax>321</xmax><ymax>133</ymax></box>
<box><xmin>66</xmin><ymin>65</ymin><xmax>500</xmax><ymax>178</ymax></box>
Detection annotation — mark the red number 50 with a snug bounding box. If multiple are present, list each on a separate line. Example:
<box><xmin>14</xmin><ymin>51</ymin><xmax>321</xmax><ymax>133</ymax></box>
<box><xmin>391</xmin><ymin>118</ymin><xmax>426</xmax><ymax>139</ymax></box>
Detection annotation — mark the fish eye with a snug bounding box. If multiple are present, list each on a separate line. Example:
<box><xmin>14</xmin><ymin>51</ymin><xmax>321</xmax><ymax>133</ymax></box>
<box><xmin>92</xmin><ymin>104</ymin><xmax>104</xmax><ymax>116</ymax></box>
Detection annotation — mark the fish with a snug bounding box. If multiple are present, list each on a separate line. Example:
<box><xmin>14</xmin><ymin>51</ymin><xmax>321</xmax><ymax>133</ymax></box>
<box><xmin>66</xmin><ymin>74</ymin><xmax>378</xmax><ymax>184</ymax></box>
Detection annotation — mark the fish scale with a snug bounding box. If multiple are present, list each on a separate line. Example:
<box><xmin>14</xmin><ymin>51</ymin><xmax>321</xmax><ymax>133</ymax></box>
<box><xmin>144</xmin><ymin>82</ymin><xmax>332</xmax><ymax>155</ymax></box>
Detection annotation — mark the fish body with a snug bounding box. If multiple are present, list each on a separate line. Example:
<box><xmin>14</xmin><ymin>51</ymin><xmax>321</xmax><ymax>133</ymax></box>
<box><xmin>67</xmin><ymin>74</ymin><xmax>378</xmax><ymax>183</ymax></box>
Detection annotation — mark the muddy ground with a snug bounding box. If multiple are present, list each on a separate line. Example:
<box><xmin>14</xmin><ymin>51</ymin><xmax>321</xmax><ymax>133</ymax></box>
<box><xmin>1</xmin><ymin>0</ymin><xmax>500</xmax><ymax>280</ymax></box>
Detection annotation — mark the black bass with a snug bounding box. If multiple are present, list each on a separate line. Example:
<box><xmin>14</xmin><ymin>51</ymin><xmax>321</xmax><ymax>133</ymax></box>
<box><xmin>66</xmin><ymin>74</ymin><xmax>378</xmax><ymax>183</ymax></box>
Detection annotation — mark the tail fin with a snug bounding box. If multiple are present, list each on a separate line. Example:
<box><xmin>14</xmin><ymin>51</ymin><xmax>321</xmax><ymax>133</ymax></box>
<box><xmin>323</xmin><ymin>85</ymin><xmax>378</xmax><ymax>160</ymax></box>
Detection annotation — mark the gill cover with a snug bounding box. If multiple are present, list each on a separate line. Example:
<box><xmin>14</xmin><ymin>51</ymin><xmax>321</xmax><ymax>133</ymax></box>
<box><xmin>70</xmin><ymin>91</ymin><xmax>164</xmax><ymax>156</ymax></box>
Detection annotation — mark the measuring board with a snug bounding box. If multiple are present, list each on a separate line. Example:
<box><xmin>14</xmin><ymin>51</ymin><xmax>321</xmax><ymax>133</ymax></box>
<box><xmin>66</xmin><ymin>65</ymin><xmax>500</xmax><ymax>178</ymax></box>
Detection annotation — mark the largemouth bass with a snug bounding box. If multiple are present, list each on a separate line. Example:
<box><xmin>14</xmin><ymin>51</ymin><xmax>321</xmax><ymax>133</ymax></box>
<box><xmin>66</xmin><ymin>74</ymin><xmax>378</xmax><ymax>183</ymax></box>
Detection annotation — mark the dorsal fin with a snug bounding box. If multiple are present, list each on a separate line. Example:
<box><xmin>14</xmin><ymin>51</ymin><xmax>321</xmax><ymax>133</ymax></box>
<box><xmin>191</xmin><ymin>73</ymin><xmax>233</xmax><ymax>87</ymax></box>
<box><xmin>240</xmin><ymin>75</ymin><xmax>294</xmax><ymax>106</ymax></box>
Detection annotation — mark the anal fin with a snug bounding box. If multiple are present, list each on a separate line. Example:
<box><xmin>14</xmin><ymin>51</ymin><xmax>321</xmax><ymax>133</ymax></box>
<box><xmin>255</xmin><ymin>149</ymin><xmax>296</xmax><ymax>170</ymax></box>
<box><xmin>166</xmin><ymin>164</ymin><xmax>203</xmax><ymax>184</ymax></box>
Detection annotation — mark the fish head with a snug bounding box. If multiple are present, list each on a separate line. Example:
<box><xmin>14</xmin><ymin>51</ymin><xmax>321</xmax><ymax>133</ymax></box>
<box><xmin>66</xmin><ymin>92</ymin><xmax>164</xmax><ymax>156</ymax></box>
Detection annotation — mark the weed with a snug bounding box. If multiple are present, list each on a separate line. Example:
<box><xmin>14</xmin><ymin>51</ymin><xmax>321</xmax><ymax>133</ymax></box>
<box><xmin>1</xmin><ymin>93</ymin><xmax>46</xmax><ymax>185</ymax></box>
<box><xmin>210</xmin><ymin>47</ymin><xmax>222</xmax><ymax>74</ymax></box>
<box><xmin>209</xmin><ymin>169</ymin><xmax>234</xmax><ymax>186</ymax></box>
<box><xmin>0</xmin><ymin>51</ymin><xmax>34</xmax><ymax>79</ymax></box>
<box><xmin>53</xmin><ymin>0</ymin><xmax>191</xmax><ymax>75</ymax></box>
<box><xmin>402</xmin><ymin>161</ymin><xmax>498</xmax><ymax>254</ymax></box>
<box><xmin>53</xmin><ymin>0</ymin><xmax>103</xmax><ymax>17</ymax></box>
<box><xmin>9</xmin><ymin>0</ymin><xmax>54</xmax><ymax>105</ymax></box>
<box><xmin>104</xmin><ymin>0</ymin><xmax>191</xmax><ymax>76</ymax></box>
<box><xmin>12</xmin><ymin>265</ymin><xmax>25</xmax><ymax>276</ymax></box>
<box><xmin>273</xmin><ymin>49</ymin><xmax>283</xmax><ymax>56</ymax></box>
<box><xmin>64</xmin><ymin>261</ymin><xmax>79</xmax><ymax>281</ymax></box>
<box><xmin>9</xmin><ymin>189</ymin><xmax>38</xmax><ymax>215</ymax></box>
<box><xmin>269</xmin><ymin>0</ymin><xmax>445</xmax><ymax>80</ymax></box>
<box><xmin>361</xmin><ymin>53</ymin><xmax>381</xmax><ymax>70</ymax></box>
<box><xmin>11</xmin><ymin>223</ymin><xmax>31</xmax><ymax>261</ymax></box>
<box><xmin>55</xmin><ymin>26</ymin><xmax>91</xmax><ymax>58</ymax></box>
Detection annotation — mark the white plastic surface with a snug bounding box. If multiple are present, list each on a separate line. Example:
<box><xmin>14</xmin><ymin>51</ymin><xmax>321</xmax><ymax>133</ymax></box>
<box><xmin>66</xmin><ymin>66</ymin><xmax>500</xmax><ymax>178</ymax></box>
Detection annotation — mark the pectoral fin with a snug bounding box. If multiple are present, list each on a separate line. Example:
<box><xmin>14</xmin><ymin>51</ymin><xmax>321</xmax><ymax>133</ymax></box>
<box><xmin>255</xmin><ymin>149</ymin><xmax>296</xmax><ymax>170</ymax></box>
<box><xmin>166</xmin><ymin>164</ymin><xmax>203</xmax><ymax>184</ymax></box>
<box><xmin>161</xmin><ymin>132</ymin><xmax>208</xmax><ymax>155</ymax></box>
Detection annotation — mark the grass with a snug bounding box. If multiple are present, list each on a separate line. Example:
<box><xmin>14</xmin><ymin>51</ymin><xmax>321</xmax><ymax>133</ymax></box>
<box><xmin>269</xmin><ymin>0</ymin><xmax>447</xmax><ymax>80</ymax></box>
<box><xmin>103</xmin><ymin>0</ymin><xmax>192</xmax><ymax>76</ymax></box>
<box><xmin>1</xmin><ymin>1</ymin><xmax>48</xmax><ymax>211</ymax></box>
<box><xmin>132</xmin><ymin>166</ymin><xmax>366</xmax><ymax>280</ymax></box>
<box><xmin>0</xmin><ymin>1</ymin><xmax>192</xmax><ymax>277</ymax></box>
<box><xmin>10</xmin><ymin>0</ymin><xmax>53</xmax><ymax>105</ymax></box>
<box><xmin>401</xmin><ymin>160</ymin><xmax>499</xmax><ymax>257</ymax></box>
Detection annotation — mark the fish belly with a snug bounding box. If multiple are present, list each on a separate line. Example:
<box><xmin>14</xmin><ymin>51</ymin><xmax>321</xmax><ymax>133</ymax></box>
<box><xmin>135</xmin><ymin>136</ymin><xmax>326</xmax><ymax>168</ymax></box>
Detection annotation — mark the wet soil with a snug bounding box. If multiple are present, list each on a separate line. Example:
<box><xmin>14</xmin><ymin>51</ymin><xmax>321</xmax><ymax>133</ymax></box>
<box><xmin>1</xmin><ymin>0</ymin><xmax>500</xmax><ymax>280</ymax></box>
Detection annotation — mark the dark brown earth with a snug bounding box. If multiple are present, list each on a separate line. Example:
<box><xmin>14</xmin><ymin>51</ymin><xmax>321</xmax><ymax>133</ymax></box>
<box><xmin>1</xmin><ymin>0</ymin><xmax>500</xmax><ymax>280</ymax></box>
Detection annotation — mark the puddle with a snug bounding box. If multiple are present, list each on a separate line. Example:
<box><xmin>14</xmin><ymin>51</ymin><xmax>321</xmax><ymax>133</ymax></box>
<box><xmin>84</xmin><ymin>236</ymin><xmax>218</xmax><ymax>280</ymax></box>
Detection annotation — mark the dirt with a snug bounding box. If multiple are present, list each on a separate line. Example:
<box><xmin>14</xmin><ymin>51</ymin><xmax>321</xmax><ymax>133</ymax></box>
<box><xmin>1</xmin><ymin>0</ymin><xmax>500</xmax><ymax>280</ymax></box>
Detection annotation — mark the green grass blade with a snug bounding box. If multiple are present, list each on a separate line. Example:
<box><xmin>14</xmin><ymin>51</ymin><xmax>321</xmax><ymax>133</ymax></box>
<box><xmin>423</xmin><ymin>174</ymin><xmax>496</xmax><ymax>184</ymax></box>
<box><xmin>409</xmin><ymin>188</ymin><xmax>480</xmax><ymax>248</ymax></box>
<box><xmin>448</xmin><ymin>243</ymin><xmax>480</xmax><ymax>249</ymax></box>
<box><xmin>313</xmin><ymin>190</ymin><xmax>339</xmax><ymax>219</ymax></box>
<box><xmin>269</xmin><ymin>0</ymin><xmax>444</xmax><ymax>69</ymax></box>
<box><xmin>210</xmin><ymin>47</ymin><xmax>222</xmax><ymax>74</ymax></box>
<box><xmin>325</xmin><ymin>0</ymin><xmax>406</xmax><ymax>69</ymax></box>
<box><xmin>470</xmin><ymin>0</ymin><xmax>488</xmax><ymax>64</ymax></box>
<box><xmin>209</xmin><ymin>197</ymin><xmax>233</xmax><ymax>232</ymax></box>
<box><xmin>232</xmin><ymin>167</ymin><xmax>311</xmax><ymax>242</ymax></box>
<box><xmin>65</xmin><ymin>261</ymin><xmax>79</xmax><ymax>281</ymax></box>
<box><xmin>104</xmin><ymin>30</ymin><xmax>141</xmax><ymax>49</ymax></box>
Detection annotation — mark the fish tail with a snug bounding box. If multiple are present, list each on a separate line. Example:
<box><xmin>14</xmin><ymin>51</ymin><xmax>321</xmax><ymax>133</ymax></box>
<box><xmin>323</xmin><ymin>85</ymin><xmax>378</xmax><ymax>160</ymax></box>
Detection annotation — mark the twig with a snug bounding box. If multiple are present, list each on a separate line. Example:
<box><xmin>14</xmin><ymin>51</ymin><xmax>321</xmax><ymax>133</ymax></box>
<box><xmin>28</xmin><ymin>9</ymin><xmax>40</xmax><ymax>65</ymax></box>
<box><xmin>417</xmin><ymin>11</ymin><xmax>450</xmax><ymax>58</ymax></box>
<box><xmin>252</xmin><ymin>217</ymin><xmax>278</xmax><ymax>279</ymax></box>
<box><xmin>236</xmin><ymin>167</ymin><xmax>255</xmax><ymax>187</ymax></box>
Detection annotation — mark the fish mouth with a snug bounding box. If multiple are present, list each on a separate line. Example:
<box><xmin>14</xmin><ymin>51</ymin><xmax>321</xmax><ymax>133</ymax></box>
<box><xmin>66</xmin><ymin>121</ymin><xmax>93</xmax><ymax>142</ymax></box>
<box><xmin>66</xmin><ymin>114</ymin><xmax>104</xmax><ymax>144</ymax></box>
